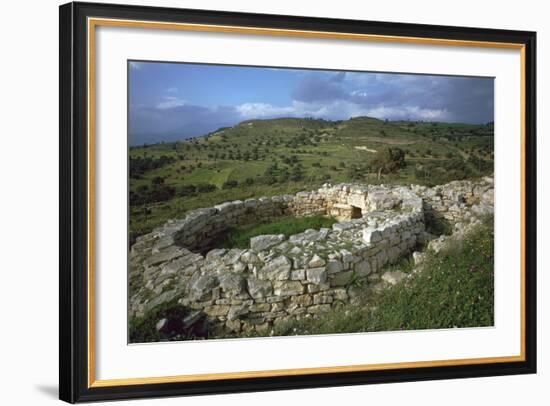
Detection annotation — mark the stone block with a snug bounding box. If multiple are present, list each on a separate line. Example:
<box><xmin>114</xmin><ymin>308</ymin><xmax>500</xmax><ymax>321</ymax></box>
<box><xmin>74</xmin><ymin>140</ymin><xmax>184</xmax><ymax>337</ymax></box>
<box><xmin>274</xmin><ymin>281</ymin><xmax>304</xmax><ymax>296</ymax></box>
<box><xmin>306</xmin><ymin>267</ymin><xmax>327</xmax><ymax>284</ymax></box>
<box><xmin>330</xmin><ymin>271</ymin><xmax>353</xmax><ymax>287</ymax></box>
<box><xmin>258</xmin><ymin>256</ymin><xmax>292</xmax><ymax>280</ymax></box>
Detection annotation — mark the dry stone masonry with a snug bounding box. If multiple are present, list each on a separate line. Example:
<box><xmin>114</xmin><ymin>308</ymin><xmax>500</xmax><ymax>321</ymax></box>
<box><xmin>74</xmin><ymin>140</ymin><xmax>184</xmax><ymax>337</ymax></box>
<box><xmin>129</xmin><ymin>177</ymin><xmax>494</xmax><ymax>337</ymax></box>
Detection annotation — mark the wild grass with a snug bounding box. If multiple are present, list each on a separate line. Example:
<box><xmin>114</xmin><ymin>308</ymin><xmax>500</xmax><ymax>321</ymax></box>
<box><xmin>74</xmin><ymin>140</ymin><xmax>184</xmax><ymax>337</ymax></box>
<box><xmin>221</xmin><ymin>215</ymin><xmax>337</xmax><ymax>249</ymax></box>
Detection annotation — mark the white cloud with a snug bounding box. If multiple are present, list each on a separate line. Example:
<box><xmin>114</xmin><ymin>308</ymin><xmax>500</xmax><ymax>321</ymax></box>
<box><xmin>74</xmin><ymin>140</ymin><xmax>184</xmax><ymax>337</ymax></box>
<box><xmin>156</xmin><ymin>96</ymin><xmax>186</xmax><ymax>110</ymax></box>
<box><xmin>166</xmin><ymin>87</ymin><xmax>178</xmax><ymax>93</ymax></box>
<box><xmin>235</xmin><ymin>102</ymin><xmax>295</xmax><ymax>118</ymax></box>
<box><xmin>234</xmin><ymin>99</ymin><xmax>449</xmax><ymax>123</ymax></box>
<box><xmin>366</xmin><ymin>105</ymin><xmax>449</xmax><ymax>121</ymax></box>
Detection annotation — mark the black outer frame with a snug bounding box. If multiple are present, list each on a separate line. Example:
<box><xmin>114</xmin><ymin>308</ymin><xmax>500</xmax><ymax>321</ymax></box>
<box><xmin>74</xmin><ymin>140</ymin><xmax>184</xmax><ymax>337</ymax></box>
<box><xmin>59</xmin><ymin>1</ymin><xmax>537</xmax><ymax>403</ymax></box>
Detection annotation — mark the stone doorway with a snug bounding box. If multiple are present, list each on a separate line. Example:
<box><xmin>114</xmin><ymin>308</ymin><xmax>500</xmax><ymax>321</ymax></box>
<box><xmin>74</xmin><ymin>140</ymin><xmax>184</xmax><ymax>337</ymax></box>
<box><xmin>350</xmin><ymin>206</ymin><xmax>363</xmax><ymax>219</ymax></box>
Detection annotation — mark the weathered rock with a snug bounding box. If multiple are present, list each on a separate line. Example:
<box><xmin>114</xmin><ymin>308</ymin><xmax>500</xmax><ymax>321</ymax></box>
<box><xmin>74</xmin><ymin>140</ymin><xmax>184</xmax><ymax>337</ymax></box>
<box><xmin>249</xmin><ymin>303</ymin><xmax>271</xmax><ymax>312</ymax></box>
<box><xmin>258</xmin><ymin>256</ymin><xmax>292</xmax><ymax>280</ymax></box>
<box><xmin>218</xmin><ymin>274</ymin><xmax>246</xmax><ymax>297</ymax></box>
<box><xmin>240</xmin><ymin>250</ymin><xmax>259</xmax><ymax>264</ymax></box>
<box><xmin>290</xmin><ymin>294</ymin><xmax>312</xmax><ymax>306</ymax></box>
<box><xmin>274</xmin><ymin>281</ymin><xmax>304</xmax><ymax>296</ymax></box>
<box><xmin>204</xmin><ymin>305</ymin><xmax>230</xmax><ymax>317</ymax></box>
<box><xmin>381</xmin><ymin>271</ymin><xmax>407</xmax><ymax>285</ymax></box>
<box><xmin>189</xmin><ymin>274</ymin><xmax>217</xmax><ymax>301</ymax></box>
<box><xmin>428</xmin><ymin>235</ymin><xmax>448</xmax><ymax>254</ymax></box>
<box><xmin>144</xmin><ymin>246</ymin><xmax>187</xmax><ymax>268</ymax></box>
<box><xmin>306</xmin><ymin>267</ymin><xmax>327</xmax><ymax>284</ymax></box>
<box><xmin>307</xmin><ymin>283</ymin><xmax>330</xmax><ymax>293</ymax></box>
<box><xmin>326</xmin><ymin>260</ymin><xmax>344</xmax><ymax>274</ymax></box>
<box><xmin>308</xmin><ymin>254</ymin><xmax>326</xmax><ymax>268</ymax></box>
<box><xmin>313</xmin><ymin>293</ymin><xmax>333</xmax><ymax>304</ymax></box>
<box><xmin>225</xmin><ymin>319</ymin><xmax>241</xmax><ymax>332</ymax></box>
<box><xmin>362</xmin><ymin>228</ymin><xmax>382</xmax><ymax>244</ymax></box>
<box><xmin>250</xmin><ymin>234</ymin><xmax>285</xmax><ymax>251</ymax></box>
<box><xmin>354</xmin><ymin>260</ymin><xmax>371</xmax><ymax>277</ymax></box>
<box><xmin>367</xmin><ymin>191</ymin><xmax>401</xmax><ymax>211</ymax></box>
<box><xmin>247</xmin><ymin>278</ymin><xmax>273</xmax><ymax>299</ymax></box>
<box><xmin>290</xmin><ymin>269</ymin><xmax>306</xmax><ymax>281</ymax></box>
<box><xmin>412</xmin><ymin>251</ymin><xmax>426</xmax><ymax>266</ymax></box>
<box><xmin>206</xmin><ymin>248</ymin><xmax>227</xmax><ymax>260</ymax></box>
<box><xmin>330</xmin><ymin>271</ymin><xmax>354</xmax><ymax>287</ymax></box>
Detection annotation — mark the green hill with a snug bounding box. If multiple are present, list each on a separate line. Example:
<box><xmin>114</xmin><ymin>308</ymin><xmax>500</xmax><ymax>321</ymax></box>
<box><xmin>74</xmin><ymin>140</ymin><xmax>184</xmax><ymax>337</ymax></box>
<box><xmin>129</xmin><ymin>116</ymin><xmax>493</xmax><ymax>244</ymax></box>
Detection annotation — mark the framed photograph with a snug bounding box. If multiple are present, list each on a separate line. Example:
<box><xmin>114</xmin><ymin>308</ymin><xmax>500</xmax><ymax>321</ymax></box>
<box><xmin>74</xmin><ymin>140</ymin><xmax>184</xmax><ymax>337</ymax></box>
<box><xmin>59</xmin><ymin>1</ymin><xmax>536</xmax><ymax>403</ymax></box>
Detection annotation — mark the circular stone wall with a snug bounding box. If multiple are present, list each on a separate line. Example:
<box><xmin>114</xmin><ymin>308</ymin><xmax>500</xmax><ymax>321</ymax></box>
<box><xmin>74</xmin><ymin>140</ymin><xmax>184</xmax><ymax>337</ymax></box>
<box><xmin>129</xmin><ymin>183</ymin><xmax>426</xmax><ymax>336</ymax></box>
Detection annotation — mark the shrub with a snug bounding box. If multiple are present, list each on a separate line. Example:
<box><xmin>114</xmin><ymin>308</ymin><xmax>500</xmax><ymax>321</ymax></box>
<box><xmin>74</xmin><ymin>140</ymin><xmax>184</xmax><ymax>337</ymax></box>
<box><xmin>370</xmin><ymin>147</ymin><xmax>406</xmax><ymax>177</ymax></box>
<box><xmin>196</xmin><ymin>183</ymin><xmax>217</xmax><ymax>193</ymax></box>
<box><xmin>129</xmin><ymin>184</ymin><xmax>176</xmax><ymax>206</ymax></box>
<box><xmin>129</xmin><ymin>155</ymin><xmax>175</xmax><ymax>178</ymax></box>
<box><xmin>222</xmin><ymin>180</ymin><xmax>238</xmax><ymax>189</ymax></box>
<box><xmin>152</xmin><ymin>176</ymin><xmax>165</xmax><ymax>185</ymax></box>
<box><xmin>179</xmin><ymin>184</ymin><xmax>197</xmax><ymax>196</ymax></box>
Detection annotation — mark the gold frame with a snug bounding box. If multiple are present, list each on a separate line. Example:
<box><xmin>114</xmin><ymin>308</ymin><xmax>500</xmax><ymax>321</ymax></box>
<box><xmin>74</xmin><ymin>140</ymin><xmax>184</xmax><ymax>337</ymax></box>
<box><xmin>86</xmin><ymin>17</ymin><xmax>527</xmax><ymax>388</ymax></box>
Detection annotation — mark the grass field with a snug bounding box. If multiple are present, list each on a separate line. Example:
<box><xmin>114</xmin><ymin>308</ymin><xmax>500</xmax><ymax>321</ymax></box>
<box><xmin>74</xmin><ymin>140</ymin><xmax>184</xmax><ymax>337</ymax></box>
<box><xmin>220</xmin><ymin>215</ymin><xmax>337</xmax><ymax>249</ymax></box>
<box><xmin>129</xmin><ymin>116</ymin><xmax>494</xmax><ymax>244</ymax></box>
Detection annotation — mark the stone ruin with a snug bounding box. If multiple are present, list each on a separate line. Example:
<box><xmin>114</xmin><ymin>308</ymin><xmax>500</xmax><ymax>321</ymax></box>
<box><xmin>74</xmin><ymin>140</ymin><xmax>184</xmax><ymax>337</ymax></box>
<box><xmin>129</xmin><ymin>177</ymin><xmax>494</xmax><ymax>338</ymax></box>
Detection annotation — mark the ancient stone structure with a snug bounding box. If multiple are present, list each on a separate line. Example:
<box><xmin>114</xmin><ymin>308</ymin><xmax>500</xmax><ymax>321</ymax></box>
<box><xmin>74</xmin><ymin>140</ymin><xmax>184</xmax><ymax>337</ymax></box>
<box><xmin>129</xmin><ymin>177</ymin><xmax>494</xmax><ymax>337</ymax></box>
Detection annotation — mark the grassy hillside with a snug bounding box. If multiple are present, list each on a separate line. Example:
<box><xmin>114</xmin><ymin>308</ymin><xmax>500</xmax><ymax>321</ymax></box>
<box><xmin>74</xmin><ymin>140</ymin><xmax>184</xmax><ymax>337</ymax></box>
<box><xmin>129</xmin><ymin>116</ymin><xmax>493</xmax><ymax>244</ymax></box>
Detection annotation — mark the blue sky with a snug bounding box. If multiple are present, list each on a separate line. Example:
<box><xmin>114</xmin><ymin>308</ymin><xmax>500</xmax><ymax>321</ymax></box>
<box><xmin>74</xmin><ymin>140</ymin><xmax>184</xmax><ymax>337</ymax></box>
<box><xmin>129</xmin><ymin>61</ymin><xmax>494</xmax><ymax>145</ymax></box>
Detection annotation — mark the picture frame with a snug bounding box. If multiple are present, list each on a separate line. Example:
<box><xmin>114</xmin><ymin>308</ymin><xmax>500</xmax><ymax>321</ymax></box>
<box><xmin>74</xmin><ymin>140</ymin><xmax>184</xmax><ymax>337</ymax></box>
<box><xmin>59</xmin><ymin>1</ymin><xmax>537</xmax><ymax>403</ymax></box>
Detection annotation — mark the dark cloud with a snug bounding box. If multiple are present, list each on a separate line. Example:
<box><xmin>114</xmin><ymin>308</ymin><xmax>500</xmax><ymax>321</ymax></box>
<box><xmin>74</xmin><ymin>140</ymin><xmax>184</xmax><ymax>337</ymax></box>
<box><xmin>291</xmin><ymin>73</ymin><xmax>493</xmax><ymax>123</ymax></box>
<box><xmin>330</xmin><ymin>72</ymin><xmax>346</xmax><ymax>83</ymax></box>
<box><xmin>292</xmin><ymin>75</ymin><xmax>348</xmax><ymax>103</ymax></box>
